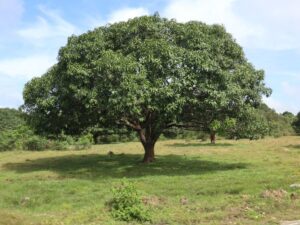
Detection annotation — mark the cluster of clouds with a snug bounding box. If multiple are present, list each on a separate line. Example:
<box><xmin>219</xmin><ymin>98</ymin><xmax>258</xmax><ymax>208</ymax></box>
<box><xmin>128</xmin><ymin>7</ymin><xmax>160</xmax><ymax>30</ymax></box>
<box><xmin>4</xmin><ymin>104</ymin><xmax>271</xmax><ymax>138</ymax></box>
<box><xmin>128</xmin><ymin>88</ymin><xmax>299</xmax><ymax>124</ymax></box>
<box><xmin>0</xmin><ymin>0</ymin><xmax>300</xmax><ymax>113</ymax></box>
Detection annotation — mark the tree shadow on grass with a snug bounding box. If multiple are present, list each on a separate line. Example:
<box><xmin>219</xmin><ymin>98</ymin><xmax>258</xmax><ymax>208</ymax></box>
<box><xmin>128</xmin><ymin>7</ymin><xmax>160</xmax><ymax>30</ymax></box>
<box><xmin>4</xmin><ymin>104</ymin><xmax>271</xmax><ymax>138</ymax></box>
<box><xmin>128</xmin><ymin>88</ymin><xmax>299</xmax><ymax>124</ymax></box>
<box><xmin>3</xmin><ymin>154</ymin><xmax>247</xmax><ymax>179</ymax></box>
<box><xmin>286</xmin><ymin>144</ymin><xmax>300</xmax><ymax>150</ymax></box>
<box><xmin>167</xmin><ymin>142</ymin><xmax>234</xmax><ymax>148</ymax></box>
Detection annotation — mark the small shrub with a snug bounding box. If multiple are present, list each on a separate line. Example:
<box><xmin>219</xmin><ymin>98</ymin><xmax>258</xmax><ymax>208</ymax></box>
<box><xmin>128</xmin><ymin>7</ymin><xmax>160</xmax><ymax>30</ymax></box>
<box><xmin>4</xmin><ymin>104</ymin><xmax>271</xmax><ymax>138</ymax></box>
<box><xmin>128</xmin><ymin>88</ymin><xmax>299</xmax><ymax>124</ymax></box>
<box><xmin>107</xmin><ymin>134</ymin><xmax>120</xmax><ymax>143</ymax></box>
<box><xmin>0</xmin><ymin>133</ymin><xmax>19</xmax><ymax>151</ymax></box>
<box><xmin>23</xmin><ymin>136</ymin><xmax>48</xmax><ymax>151</ymax></box>
<box><xmin>56</xmin><ymin>132</ymin><xmax>75</xmax><ymax>145</ymax></box>
<box><xmin>181</xmin><ymin>130</ymin><xmax>198</xmax><ymax>140</ymax></box>
<box><xmin>49</xmin><ymin>140</ymin><xmax>69</xmax><ymax>150</ymax></box>
<box><xmin>0</xmin><ymin>125</ymin><xmax>94</xmax><ymax>151</ymax></box>
<box><xmin>0</xmin><ymin>126</ymin><xmax>33</xmax><ymax>151</ymax></box>
<box><xmin>74</xmin><ymin>133</ymin><xmax>93</xmax><ymax>150</ymax></box>
<box><xmin>125</xmin><ymin>132</ymin><xmax>137</xmax><ymax>142</ymax></box>
<box><xmin>109</xmin><ymin>180</ymin><xmax>150</xmax><ymax>222</ymax></box>
<box><xmin>197</xmin><ymin>131</ymin><xmax>209</xmax><ymax>141</ymax></box>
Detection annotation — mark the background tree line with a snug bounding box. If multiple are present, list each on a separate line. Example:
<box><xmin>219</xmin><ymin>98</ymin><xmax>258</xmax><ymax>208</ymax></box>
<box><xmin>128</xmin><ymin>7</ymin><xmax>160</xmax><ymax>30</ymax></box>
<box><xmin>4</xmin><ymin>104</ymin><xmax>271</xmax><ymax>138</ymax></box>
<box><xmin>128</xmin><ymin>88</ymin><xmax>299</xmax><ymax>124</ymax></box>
<box><xmin>0</xmin><ymin>103</ymin><xmax>298</xmax><ymax>152</ymax></box>
<box><xmin>0</xmin><ymin>108</ymin><xmax>93</xmax><ymax>151</ymax></box>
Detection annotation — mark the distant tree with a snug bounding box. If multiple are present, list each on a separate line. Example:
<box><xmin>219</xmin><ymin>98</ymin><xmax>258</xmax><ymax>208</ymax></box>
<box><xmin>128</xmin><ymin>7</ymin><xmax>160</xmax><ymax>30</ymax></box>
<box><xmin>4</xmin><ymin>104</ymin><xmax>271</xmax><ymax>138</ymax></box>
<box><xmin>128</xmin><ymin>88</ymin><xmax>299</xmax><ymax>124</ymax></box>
<box><xmin>282</xmin><ymin>111</ymin><xmax>294</xmax><ymax>117</ymax></box>
<box><xmin>282</xmin><ymin>111</ymin><xmax>296</xmax><ymax>124</ymax></box>
<box><xmin>22</xmin><ymin>15</ymin><xmax>271</xmax><ymax>162</ymax></box>
<box><xmin>0</xmin><ymin>108</ymin><xmax>25</xmax><ymax>132</ymax></box>
<box><xmin>293</xmin><ymin>112</ymin><xmax>300</xmax><ymax>134</ymax></box>
<box><xmin>224</xmin><ymin>104</ymin><xmax>295</xmax><ymax>139</ymax></box>
<box><xmin>226</xmin><ymin>108</ymin><xmax>269</xmax><ymax>140</ymax></box>
<box><xmin>209</xmin><ymin>120</ymin><xmax>221</xmax><ymax>144</ymax></box>
<box><xmin>260</xmin><ymin>105</ymin><xmax>295</xmax><ymax>137</ymax></box>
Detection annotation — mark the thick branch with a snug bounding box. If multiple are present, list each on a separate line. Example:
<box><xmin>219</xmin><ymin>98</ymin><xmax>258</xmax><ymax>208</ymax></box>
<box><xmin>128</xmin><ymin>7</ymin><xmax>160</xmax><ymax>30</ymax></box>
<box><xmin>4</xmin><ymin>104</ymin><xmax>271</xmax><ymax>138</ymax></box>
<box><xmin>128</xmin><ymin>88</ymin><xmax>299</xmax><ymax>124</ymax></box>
<box><xmin>119</xmin><ymin>118</ymin><xmax>141</xmax><ymax>131</ymax></box>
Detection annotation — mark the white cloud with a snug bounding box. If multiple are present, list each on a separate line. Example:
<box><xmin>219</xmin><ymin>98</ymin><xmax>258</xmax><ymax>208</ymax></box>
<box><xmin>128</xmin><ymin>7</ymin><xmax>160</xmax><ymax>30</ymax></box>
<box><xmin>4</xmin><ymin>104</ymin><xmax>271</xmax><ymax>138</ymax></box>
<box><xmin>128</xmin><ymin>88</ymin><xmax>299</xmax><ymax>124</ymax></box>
<box><xmin>0</xmin><ymin>55</ymin><xmax>55</xmax><ymax>78</ymax></box>
<box><xmin>263</xmin><ymin>96</ymin><xmax>286</xmax><ymax>113</ymax></box>
<box><xmin>0</xmin><ymin>0</ymin><xmax>23</xmax><ymax>30</ymax></box>
<box><xmin>0</xmin><ymin>5</ymin><xmax>78</xmax><ymax>79</ymax></box>
<box><xmin>236</xmin><ymin>0</ymin><xmax>300</xmax><ymax>50</ymax></box>
<box><xmin>0</xmin><ymin>91</ymin><xmax>23</xmax><ymax>107</ymax></box>
<box><xmin>162</xmin><ymin>0</ymin><xmax>300</xmax><ymax>51</ymax></box>
<box><xmin>264</xmin><ymin>95</ymin><xmax>300</xmax><ymax>114</ymax></box>
<box><xmin>11</xmin><ymin>5</ymin><xmax>149</xmax><ymax>78</ymax></box>
<box><xmin>85</xmin><ymin>7</ymin><xmax>149</xmax><ymax>30</ymax></box>
<box><xmin>108</xmin><ymin>7</ymin><xmax>149</xmax><ymax>24</ymax></box>
<box><xmin>17</xmin><ymin>5</ymin><xmax>78</xmax><ymax>42</ymax></box>
<box><xmin>162</xmin><ymin>0</ymin><xmax>262</xmax><ymax>47</ymax></box>
<box><xmin>281</xmin><ymin>81</ymin><xmax>300</xmax><ymax>97</ymax></box>
<box><xmin>271</xmin><ymin>71</ymin><xmax>300</xmax><ymax>79</ymax></box>
<box><xmin>85</xmin><ymin>16</ymin><xmax>105</xmax><ymax>30</ymax></box>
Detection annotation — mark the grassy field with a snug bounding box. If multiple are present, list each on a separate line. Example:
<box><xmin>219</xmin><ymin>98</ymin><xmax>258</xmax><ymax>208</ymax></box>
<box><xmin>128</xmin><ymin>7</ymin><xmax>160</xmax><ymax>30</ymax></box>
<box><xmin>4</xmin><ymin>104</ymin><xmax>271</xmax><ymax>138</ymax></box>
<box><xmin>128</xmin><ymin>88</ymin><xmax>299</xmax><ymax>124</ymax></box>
<box><xmin>0</xmin><ymin>136</ymin><xmax>300</xmax><ymax>225</ymax></box>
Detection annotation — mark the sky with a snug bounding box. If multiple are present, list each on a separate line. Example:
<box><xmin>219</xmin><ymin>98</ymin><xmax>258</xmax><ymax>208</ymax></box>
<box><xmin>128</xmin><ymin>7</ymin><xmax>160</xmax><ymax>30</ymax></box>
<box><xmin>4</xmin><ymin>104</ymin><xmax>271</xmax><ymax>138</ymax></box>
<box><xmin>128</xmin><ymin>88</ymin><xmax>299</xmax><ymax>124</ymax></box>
<box><xmin>0</xmin><ymin>0</ymin><xmax>300</xmax><ymax>114</ymax></box>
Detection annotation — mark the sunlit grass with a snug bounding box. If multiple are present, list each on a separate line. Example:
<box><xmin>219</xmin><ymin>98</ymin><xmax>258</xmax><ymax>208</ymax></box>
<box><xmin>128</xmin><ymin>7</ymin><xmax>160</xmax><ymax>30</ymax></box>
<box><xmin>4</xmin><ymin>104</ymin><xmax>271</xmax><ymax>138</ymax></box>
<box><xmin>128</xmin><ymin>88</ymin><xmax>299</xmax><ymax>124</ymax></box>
<box><xmin>0</xmin><ymin>136</ymin><xmax>300</xmax><ymax>224</ymax></box>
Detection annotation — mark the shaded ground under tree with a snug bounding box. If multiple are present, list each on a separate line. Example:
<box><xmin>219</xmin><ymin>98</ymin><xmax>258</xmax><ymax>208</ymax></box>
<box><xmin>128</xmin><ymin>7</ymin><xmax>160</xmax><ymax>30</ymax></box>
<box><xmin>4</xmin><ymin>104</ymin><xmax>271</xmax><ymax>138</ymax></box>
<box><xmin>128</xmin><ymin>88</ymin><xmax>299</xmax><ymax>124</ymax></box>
<box><xmin>167</xmin><ymin>143</ymin><xmax>234</xmax><ymax>148</ymax></box>
<box><xmin>4</xmin><ymin>153</ymin><xmax>247</xmax><ymax>179</ymax></box>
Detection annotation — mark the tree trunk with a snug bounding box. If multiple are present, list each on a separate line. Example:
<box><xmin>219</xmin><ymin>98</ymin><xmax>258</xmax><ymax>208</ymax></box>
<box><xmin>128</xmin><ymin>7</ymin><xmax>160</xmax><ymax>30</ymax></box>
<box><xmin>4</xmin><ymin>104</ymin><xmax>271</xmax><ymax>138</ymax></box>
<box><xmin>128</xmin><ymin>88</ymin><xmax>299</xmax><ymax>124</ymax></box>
<box><xmin>138</xmin><ymin>129</ymin><xmax>159</xmax><ymax>163</ymax></box>
<box><xmin>210</xmin><ymin>132</ymin><xmax>216</xmax><ymax>144</ymax></box>
<box><xmin>142</xmin><ymin>142</ymin><xmax>155</xmax><ymax>163</ymax></box>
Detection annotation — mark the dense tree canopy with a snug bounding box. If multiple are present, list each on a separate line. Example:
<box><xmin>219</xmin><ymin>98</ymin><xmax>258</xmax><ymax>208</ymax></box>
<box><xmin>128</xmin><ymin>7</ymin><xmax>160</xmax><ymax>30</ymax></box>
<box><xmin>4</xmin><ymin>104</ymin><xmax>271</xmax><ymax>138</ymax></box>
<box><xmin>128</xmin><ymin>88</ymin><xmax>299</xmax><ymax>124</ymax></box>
<box><xmin>0</xmin><ymin>108</ymin><xmax>25</xmax><ymax>132</ymax></box>
<box><xmin>293</xmin><ymin>112</ymin><xmax>300</xmax><ymax>134</ymax></box>
<box><xmin>23</xmin><ymin>15</ymin><xmax>271</xmax><ymax>162</ymax></box>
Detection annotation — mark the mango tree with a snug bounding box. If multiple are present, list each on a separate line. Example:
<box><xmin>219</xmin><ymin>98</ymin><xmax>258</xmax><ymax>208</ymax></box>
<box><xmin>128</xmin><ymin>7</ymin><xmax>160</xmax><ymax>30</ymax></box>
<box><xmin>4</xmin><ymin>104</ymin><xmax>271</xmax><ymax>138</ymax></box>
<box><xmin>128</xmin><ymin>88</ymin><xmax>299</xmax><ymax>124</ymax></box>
<box><xmin>22</xmin><ymin>15</ymin><xmax>271</xmax><ymax>162</ymax></box>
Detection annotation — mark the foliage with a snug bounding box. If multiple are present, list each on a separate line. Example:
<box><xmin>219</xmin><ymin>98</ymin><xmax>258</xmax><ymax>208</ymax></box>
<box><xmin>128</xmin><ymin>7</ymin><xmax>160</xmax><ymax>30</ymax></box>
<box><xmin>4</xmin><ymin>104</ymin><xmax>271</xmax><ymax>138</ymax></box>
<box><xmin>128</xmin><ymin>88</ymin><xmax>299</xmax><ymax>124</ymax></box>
<box><xmin>0</xmin><ymin>126</ymin><xmax>33</xmax><ymax>151</ymax></box>
<box><xmin>209</xmin><ymin>120</ymin><xmax>222</xmax><ymax>133</ymax></box>
<box><xmin>162</xmin><ymin>128</ymin><xmax>179</xmax><ymax>139</ymax></box>
<box><xmin>0</xmin><ymin>108</ymin><xmax>26</xmax><ymax>132</ymax></box>
<box><xmin>74</xmin><ymin>133</ymin><xmax>94</xmax><ymax>150</ymax></box>
<box><xmin>196</xmin><ymin>131</ymin><xmax>209</xmax><ymax>141</ymax></box>
<box><xmin>0</xmin><ymin>126</ymin><xmax>92</xmax><ymax>151</ymax></box>
<box><xmin>109</xmin><ymin>180</ymin><xmax>150</xmax><ymax>222</ymax></box>
<box><xmin>89</xmin><ymin>127</ymin><xmax>137</xmax><ymax>144</ymax></box>
<box><xmin>235</xmin><ymin>108</ymin><xmax>269</xmax><ymax>140</ymax></box>
<box><xmin>22</xmin><ymin>14</ymin><xmax>271</xmax><ymax>161</ymax></box>
<box><xmin>260</xmin><ymin>104</ymin><xmax>295</xmax><ymax>137</ymax></box>
<box><xmin>23</xmin><ymin>136</ymin><xmax>49</xmax><ymax>151</ymax></box>
<box><xmin>220</xmin><ymin>104</ymin><xmax>295</xmax><ymax>139</ymax></box>
<box><xmin>162</xmin><ymin>128</ymin><xmax>208</xmax><ymax>141</ymax></box>
<box><xmin>292</xmin><ymin>112</ymin><xmax>300</xmax><ymax>134</ymax></box>
<box><xmin>220</xmin><ymin>108</ymin><xmax>268</xmax><ymax>140</ymax></box>
<box><xmin>282</xmin><ymin>111</ymin><xmax>295</xmax><ymax>124</ymax></box>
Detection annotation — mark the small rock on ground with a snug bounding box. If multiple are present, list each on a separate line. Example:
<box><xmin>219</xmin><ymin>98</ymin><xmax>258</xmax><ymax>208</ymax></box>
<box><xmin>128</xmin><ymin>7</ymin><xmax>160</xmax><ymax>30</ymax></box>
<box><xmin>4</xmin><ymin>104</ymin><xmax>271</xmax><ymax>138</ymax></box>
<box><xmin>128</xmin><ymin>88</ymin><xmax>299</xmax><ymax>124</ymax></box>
<box><xmin>180</xmin><ymin>197</ymin><xmax>189</xmax><ymax>205</ymax></box>
<box><xmin>290</xmin><ymin>184</ymin><xmax>300</xmax><ymax>189</ymax></box>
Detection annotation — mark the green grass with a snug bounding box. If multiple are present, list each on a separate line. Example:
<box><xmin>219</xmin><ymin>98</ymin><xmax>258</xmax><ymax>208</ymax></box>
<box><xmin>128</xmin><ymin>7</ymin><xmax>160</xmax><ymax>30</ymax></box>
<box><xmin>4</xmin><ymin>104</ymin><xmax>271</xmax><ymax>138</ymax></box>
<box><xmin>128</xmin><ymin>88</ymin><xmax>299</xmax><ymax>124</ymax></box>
<box><xmin>1</xmin><ymin>136</ymin><xmax>300</xmax><ymax>224</ymax></box>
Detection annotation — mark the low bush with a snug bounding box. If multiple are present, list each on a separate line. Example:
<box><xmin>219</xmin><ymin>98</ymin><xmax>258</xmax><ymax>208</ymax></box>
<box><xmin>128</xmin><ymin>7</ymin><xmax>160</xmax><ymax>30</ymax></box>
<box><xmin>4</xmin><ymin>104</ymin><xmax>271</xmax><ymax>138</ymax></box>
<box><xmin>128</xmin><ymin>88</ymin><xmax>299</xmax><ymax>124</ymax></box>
<box><xmin>197</xmin><ymin>131</ymin><xmax>209</xmax><ymax>141</ymax></box>
<box><xmin>0</xmin><ymin>108</ymin><xmax>26</xmax><ymax>133</ymax></box>
<box><xmin>0</xmin><ymin>126</ymin><xmax>93</xmax><ymax>151</ymax></box>
<box><xmin>74</xmin><ymin>133</ymin><xmax>94</xmax><ymax>150</ymax></box>
<box><xmin>48</xmin><ymin>140</ymin><xmax>69</xmax><ymax>150</ymax></box>
<box><xmin>109</xmin><ymin>180</ymin><xmax>150</xmax><ymax>222</ymax></box>
<box><xmin>23</xmin><ymin>136</ymin><xmax>48</xmax><ymax>151</ymax></box>
<box><xmin>0</xmin><ymin>126</ymin><xmax>32</xmax><ymax>151</ymax></box>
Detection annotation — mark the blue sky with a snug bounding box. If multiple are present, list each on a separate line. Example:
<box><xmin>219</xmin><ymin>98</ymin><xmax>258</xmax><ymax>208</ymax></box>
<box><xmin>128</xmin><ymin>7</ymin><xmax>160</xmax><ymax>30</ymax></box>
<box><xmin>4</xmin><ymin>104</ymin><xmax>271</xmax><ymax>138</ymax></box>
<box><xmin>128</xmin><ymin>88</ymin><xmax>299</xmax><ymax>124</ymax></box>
<box><xmin>1</xmin><ymin>0</ymin><xmax>300</xmax><ymax>114</ymax></box>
